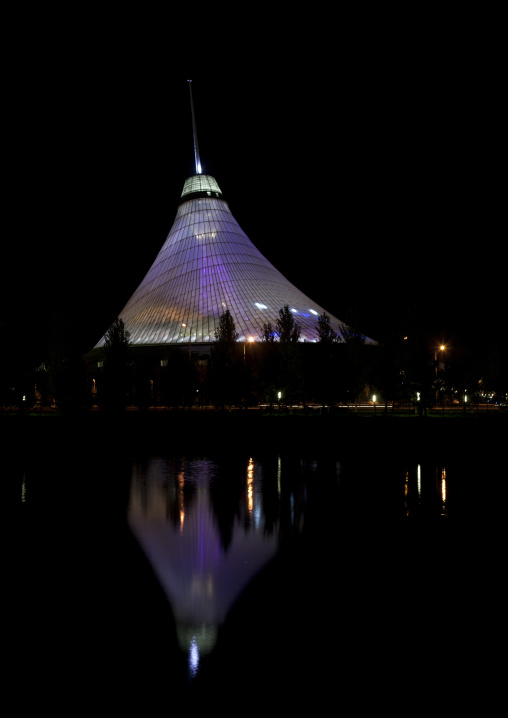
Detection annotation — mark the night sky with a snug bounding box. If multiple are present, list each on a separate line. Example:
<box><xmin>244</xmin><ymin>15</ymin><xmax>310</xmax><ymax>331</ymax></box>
<box><xmin>2</xmin><ymin>28</ymin><xmax>504</xmax><ymax>369</ymax></box>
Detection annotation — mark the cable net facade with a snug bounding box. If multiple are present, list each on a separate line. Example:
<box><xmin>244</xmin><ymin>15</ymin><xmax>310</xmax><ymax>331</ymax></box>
<box><xmin>95</xmin><ymin>175</ymin><xmax>371</xmax><ymax>347</ymax></box>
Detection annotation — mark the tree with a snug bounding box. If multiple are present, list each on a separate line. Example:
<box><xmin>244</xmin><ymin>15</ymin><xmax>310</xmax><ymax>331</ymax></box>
<box><xmin>261</xmin><ymin>321</ymin><xmax>276</xmax><ymax>343</ymax></box>
<box><xmin>315</xmin><ymin>313</ymin><xmax>341</xmax><ymax>408</ymax></box>
<box><xmin>208</xmin><ymin>310</ymin><xmax>241</xmax><ymax>409</ymax></box>
<box><xmin>337</xmin><ymin>320</ymin><xmax>368</xmax><ymax>408</ymax></box>
<box><xmin>42</xmin><ymin>310</ymin><xmax>87</xmax><ymax>413</ymax></box>
<box><xmin>214</xmin><ymin>308</ymin><xmax>239</xmax><ymax>345</ymax></box>
<box><xmin>102</xmin><ymin>318</ymin><xmax>131</xmax><ymax>411</ymax></box>
<box><xmin>317</xmin><ymin>312</ymin><xmax>339</xmax><ymax>345</ymax></box>
<box><xmin>259</xmin><ymin>322</ymin><xmax>278</xmax><ymax>408</ymax></box>
<box><xmin>275</xmin><ymin>305</ymin><xmax>303</xmax><ymax>408</ymax></box>
<box><xmin>276</xmin><ymin>305</ymin><xmax>301</xmax><ymax>344</ymax></box>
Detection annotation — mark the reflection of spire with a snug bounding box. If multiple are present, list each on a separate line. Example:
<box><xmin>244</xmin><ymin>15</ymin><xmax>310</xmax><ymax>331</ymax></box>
<box><xmin>188</xmin><ymin>80</ymin><xmax>202</xmax><ymax>174</ymax></box>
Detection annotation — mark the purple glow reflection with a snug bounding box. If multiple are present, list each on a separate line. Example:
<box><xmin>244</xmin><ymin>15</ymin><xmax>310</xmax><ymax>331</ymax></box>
<box><xmin>127</xmin><ymin>457</ymin><xmax>279</xmax><ymax>659</ymax></box>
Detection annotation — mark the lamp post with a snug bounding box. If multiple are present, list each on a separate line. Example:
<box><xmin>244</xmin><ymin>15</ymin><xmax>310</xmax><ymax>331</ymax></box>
<box><xmin>182</xmin><ymin>323</ymin><xmax>191</xmax><ymax>359</ymax></box>
<box><xmin>242</xmin><ymin>337</ymin><xmax>254</xmax><ymax>409</ymax></box>
<box><xmin>243</xmin><ymin>336</ymin><xmax>254</xmax><ymax>360</ymax></box>
<box><xmin>435</xmin><ymin>345</ymin><xmax>446</xmax><ymax>405</ymax></box>
<box><xmin>435</xmin><ymin>344</ymin><xmax>446</xmax><ymax>372</ymax></box>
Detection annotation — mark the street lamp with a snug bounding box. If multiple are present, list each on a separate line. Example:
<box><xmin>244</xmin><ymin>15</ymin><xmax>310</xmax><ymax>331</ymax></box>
<box><xmin>435</xmin><ymin>344</ymin><xmax>446</xmax><ymax>370</ymax></box>
<box><xmin>435</xmin><ymin>344</ymin><xmax>446</xmax><ymax>404</ymax></box>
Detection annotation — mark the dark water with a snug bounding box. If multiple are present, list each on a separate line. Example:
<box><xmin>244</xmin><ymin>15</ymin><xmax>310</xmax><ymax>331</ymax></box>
<box><xmin>3</xmin><ymin>416</ymin><xmax>503</xmax><ymax>710</ymax></box>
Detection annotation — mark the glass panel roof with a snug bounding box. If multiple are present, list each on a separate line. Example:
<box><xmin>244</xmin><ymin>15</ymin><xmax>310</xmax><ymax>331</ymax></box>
<box><xmin>181</xmin><ymin>175</ymin><xmax>222</xmax><ymax>197</ymax></box>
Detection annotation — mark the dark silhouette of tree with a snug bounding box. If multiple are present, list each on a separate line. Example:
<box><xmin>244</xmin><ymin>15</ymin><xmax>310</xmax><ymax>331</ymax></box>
<box><xmin>337</xmin><ymin>319</ymin><xmax>368</xmax><ymax>407</ymax></box>
<box><xmin>276</xmin><ymin>305</ymin><xmax>301</xmax><ymax>344</ymax></box>
<box><xmin>482</xmin><ymin>342</ymin><xmax>508</xmax><ymax>404</ymax></box>
<box><xmin>316</xmin><ymin>312</ymin><xmax>340</xmax><ymax>409</ymax></box>
<box><xmin>261</xmin><ymin>321</ymin><xmax>276</xmax><ymax>343</ymax></box>
<box><xmin>214</xmin><ymin>309</ymin><xmax>239</xmax><ymax>345</ymax></box>
<box><xmin>317</xmin><ymin>312</ymin><xmax>339</xmax><ymax>345</ymax></box>
<box><xmin>370</xmin><ymin>315</ymin><xmax>413</xmax><ymax>414</ymax></box>
<box><xmin>275</xmin><ymin>305</ymin><xmax>302</xmax><ymax>409</ymax></box>
<box><xmin>259</xmin><ymin>322</ymin><xmax>278</xmax><ymax>408</ymax></box>
<box><xmin>24</xmin><ymin>309</ymin><xmax>88</xmax><ymax>413</ymax></box>
<box><xmin>208</xmin><ymin>310</ymin><xmax>241</xmax><ymax>409</ymax></box>
<box><xmin>102</xmin><ymin>317</ymin><xmax>131</xmax><ymax>411</ymax></box>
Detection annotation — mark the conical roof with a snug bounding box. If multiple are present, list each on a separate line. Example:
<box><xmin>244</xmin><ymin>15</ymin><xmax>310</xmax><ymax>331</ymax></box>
<box><xmin>95</xmin><ymin>174</ymin><xmax>374</xmax><ymax>347</ymax></box>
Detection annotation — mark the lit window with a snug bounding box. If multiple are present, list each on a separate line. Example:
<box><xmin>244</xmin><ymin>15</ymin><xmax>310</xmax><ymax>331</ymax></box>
<box><xmin>255</xmin><ymin>302</ymin><xmax>267</xmax><ymax>309</ymax></box>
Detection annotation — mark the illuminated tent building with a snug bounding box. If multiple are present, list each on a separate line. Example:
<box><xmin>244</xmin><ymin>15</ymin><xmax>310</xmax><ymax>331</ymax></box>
<box><xmin>90</xmin><ymin>83</ymin><xmax>375</xmax><ymax>395</ymax></box>
<box><xmin>94</xmin><ymin>172</ymin><xmax>363</xmax><ymax>352</ymax></box>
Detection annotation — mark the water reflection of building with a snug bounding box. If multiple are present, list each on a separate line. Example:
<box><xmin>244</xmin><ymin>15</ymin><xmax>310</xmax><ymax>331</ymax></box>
<box><xmin>127</xmin><ymin>457</ymin><xmax>285</xmax><ymax>674</ymax></box>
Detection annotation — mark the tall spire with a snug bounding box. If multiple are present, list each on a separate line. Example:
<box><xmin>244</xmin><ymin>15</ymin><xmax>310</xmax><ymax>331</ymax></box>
<box><xmin>187</xmin><ymin>80</ymin><xmax>202</xmax><ymax>175</ymax></box>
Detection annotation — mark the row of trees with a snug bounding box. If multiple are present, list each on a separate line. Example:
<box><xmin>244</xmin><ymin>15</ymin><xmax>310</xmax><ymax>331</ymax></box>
<box><xmin>4</xmin><ymin>305</ymin><xmax>506</xmax><ymax>414</ymax></box>
<box><xmin>209</xmin><ymin>306</ymin><xmax>376</xmax><ymax>411</ymax></box>
<box><xmin>201</xmin><ymin>306</ymin><xmax>508</xmax><ymax>413</ymax></box>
